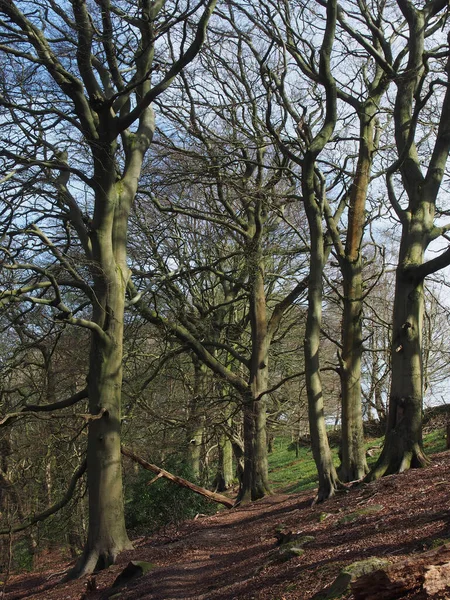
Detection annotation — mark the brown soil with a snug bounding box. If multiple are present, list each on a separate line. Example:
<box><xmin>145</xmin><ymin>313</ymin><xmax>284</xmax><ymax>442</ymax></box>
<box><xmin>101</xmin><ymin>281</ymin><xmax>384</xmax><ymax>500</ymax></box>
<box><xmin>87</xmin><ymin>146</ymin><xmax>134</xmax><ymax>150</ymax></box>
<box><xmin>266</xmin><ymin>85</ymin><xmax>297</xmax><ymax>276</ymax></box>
<box><xmin>3</xmin><ymin>451</ymin><xmax>450</xmax><ymax>600</ymax></box>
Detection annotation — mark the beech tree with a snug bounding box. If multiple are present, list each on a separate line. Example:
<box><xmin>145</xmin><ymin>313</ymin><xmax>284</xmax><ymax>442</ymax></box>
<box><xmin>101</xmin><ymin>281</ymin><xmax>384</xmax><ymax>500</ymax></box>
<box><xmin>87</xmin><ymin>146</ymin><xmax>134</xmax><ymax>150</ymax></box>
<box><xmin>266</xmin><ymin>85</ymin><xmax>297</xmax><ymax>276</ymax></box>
<box><xmin>347</xmin><ymin>0</ymin><xmax>450</xmax><ymax>479</ymax></box>
<box><xmin>232</xmin><ymin>0</ymin><xmax>396</xmax><ymax>485</ymax></box>
<box><xmin>231</xmin><ymin>0</ymin><xmax>360</xmax><ymax>498</ymax></box>
<box><xmin>126</xmin><ymin>21</ymin><xmax>312</xmax><ymax>501</ymax></box>
<box><xmin>0</xmin><ymin>0</ymin><xmax>216</xmax><ymax>577</ymax></box>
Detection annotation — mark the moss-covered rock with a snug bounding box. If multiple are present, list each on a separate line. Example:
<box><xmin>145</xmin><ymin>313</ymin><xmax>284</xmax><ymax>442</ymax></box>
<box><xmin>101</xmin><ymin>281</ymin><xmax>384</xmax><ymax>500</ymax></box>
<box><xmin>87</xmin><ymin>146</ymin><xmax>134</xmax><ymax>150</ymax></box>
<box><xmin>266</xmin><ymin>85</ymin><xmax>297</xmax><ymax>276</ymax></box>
<box><xmin>338</xmin><ymin>505</ymin><xmax>383</xmax><ymax>524</ymax></box>
<box><xmin>271</xmin><ymin>534</ymin><xmax>315</xmax><ymax>563</ymax></box>
<box><xmin>278</xmin><ymin>546</ymin><xmax>305</xmax><ymax>561</ymax></box>
<box><xmin>275</xmin><ymin>529</ymin><xmax>315</xmax><ymax>547</ymax></box>
<box><xmin>428</xmin><ymin>537</ymin><xmax>450</xmax><ymax>550</ymax></box>
<box><xmin>282</xmin><ymin>536</ymin><xmax>315</xmax><ymax>548</ymax></box>
<box><xmin>312</xmin><ymin>557</ymin><xmax>391</xmax><ymax>600</ymax></box>
<box><xmin>101</xmin><ymin>561</ymin><xmax>155</xmax><ymax>598</ymax></box>
<box><xmin>318</xmin><ymin>512</ymin><xmax>332</xmax><ymax>523</ymax></box>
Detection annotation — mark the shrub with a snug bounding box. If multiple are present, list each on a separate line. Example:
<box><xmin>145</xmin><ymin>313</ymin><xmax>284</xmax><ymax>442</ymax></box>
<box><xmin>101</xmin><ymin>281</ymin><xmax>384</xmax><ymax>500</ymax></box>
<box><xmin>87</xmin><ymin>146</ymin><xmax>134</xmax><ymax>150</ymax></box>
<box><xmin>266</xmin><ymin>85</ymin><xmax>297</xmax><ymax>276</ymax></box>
<box><xmin>125</xmin><ymin>458</ymin><xmax>216</xmax><ymax>532</ymax></box>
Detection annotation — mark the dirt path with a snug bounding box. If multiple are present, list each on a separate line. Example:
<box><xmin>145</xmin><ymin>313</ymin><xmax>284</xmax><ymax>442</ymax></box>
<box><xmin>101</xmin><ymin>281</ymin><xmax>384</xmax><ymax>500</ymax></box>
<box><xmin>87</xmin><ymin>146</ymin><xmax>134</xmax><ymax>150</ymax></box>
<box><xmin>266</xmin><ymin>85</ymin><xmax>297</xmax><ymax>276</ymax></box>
<box><xmin>4</xmin><ymin>451</ymin><xmax>450</xmax><ymax>600</ymax></box>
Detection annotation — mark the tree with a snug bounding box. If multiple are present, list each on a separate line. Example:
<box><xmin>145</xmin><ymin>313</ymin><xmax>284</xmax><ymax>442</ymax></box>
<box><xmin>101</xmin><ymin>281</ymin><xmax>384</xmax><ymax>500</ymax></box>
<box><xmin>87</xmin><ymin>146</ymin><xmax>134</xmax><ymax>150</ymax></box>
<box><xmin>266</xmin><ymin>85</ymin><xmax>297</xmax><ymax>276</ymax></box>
<box><xmin>359</xmin><ymin>0</ymin><xmax>450</xmax><ymax>479</ymax></box>
<box><xmin>0</xmin><ymin>0</ymin><xmax>216</xmax><ymax>577</ymax></box>
<box><xmin>126</xmin><ymin>19</ymin><xmax>312</xmax><ymax>502</ymax></box>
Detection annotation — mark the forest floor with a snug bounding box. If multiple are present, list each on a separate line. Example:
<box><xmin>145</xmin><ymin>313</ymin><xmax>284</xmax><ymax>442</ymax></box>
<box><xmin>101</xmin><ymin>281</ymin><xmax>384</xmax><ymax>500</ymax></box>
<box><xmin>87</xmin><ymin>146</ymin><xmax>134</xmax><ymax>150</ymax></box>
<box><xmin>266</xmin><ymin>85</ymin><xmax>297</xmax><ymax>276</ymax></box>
<box><xmin>3</xmin><ymin>449</ymin><xmax>450</xmax><ymax>600</ymax></box>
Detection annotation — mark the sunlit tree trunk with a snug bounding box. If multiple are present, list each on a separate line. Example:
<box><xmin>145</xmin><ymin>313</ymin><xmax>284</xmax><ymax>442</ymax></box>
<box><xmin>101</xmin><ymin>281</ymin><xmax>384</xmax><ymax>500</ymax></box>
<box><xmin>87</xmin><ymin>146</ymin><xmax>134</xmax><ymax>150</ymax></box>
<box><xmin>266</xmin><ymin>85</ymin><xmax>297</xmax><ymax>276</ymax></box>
<box><xmin>367</xmin><ymin>1</ymin><xmax>450</xmax><ymax>480</ymax></box>
<box><xmin>238</xmin><ymin>236</ymin><xmax>271</xmax><ymax>502</ymax></box>
<box><xmin>186</xmin><ymin>360</ymin><xmax>207</xmax><ymax>479</ymax></box>
<box><xmin>304</xmin><ymin>194</ymin><xmax>341</xmax><ymax>502</ymax></box>
<box><xmin>368</xmin><ymin>220</ymin><xmax>429</xmax><ymax>479</ymax></box>
<box><xmin>69</xmin><ymin>146</ymin><xmax>135</xmax><ymax>576</ymax></box>
<box><xmin>301</xmin><ymin>0</ymin><xmax>340</xmax><ymax>502</ymax></box>
<box><xmin>215</xmin><ymin>432</ymin><xmax>233</xmax><ymax>491</ymax></box>
<box><xmin>337</xmin><ymin>99</ymin><xmax>380</xmax><ymax>482</ymax></box>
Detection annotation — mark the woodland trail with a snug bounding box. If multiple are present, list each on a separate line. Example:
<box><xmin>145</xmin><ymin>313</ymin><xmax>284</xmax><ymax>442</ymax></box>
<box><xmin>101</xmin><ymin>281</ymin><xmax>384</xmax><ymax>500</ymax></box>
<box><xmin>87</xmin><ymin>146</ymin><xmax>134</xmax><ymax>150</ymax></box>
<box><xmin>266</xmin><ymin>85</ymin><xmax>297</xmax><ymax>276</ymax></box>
<box><xmin>4</xmin><ymin>451</ymin><xmax>450</xmax><ymax>600</ymax></box>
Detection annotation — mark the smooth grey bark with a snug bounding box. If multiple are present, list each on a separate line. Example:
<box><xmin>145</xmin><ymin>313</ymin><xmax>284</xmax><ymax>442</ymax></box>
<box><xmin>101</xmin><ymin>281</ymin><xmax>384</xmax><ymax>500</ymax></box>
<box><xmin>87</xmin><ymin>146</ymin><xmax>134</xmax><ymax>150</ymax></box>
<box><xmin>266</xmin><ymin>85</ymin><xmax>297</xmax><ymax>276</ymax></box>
<box><xmin>238</xmin><ymin>234</ymin><xmax>271</xmax><ymax>502</ymax></box>
<box><xmin>186</xmin><ymin>360</ymin><xmax>208</xmax><ymax>480</ymax></box>
<box><xmin>335</xmin><ymin>97</ymin><xmax>381</xmax><ymax>482</ymax></box>
<box><xmin>367</xmin><ymin>1</ymin><xmax>450</xmax><ymax>480</ymax></box>
<box><xmin>67</xmin><ymin>143</ymin><xmax>143</xmax><ymax>577</ymax></box>
<box><xmin>320</xmin><ymin>5</ymin><xmax>390</xmax><ymax>481</ymax></box>
<box><xmin>244</xmin><ymin>0</ymin><xmax>349</xmax><ymax>499</ymax></box>
<box><xmin>214</xmin><ymin>431</ymin><xmax>233</xmax><ymax>491</ymax></box>
<box><xmin>302</xmin><ymin>0</ymin><xmax>341</xmax><ymax>502</ymax></box>
<box><xmin>0</xmin><ymin>0</ymin><xmax>217</xmax><ymax>577</ymax></box>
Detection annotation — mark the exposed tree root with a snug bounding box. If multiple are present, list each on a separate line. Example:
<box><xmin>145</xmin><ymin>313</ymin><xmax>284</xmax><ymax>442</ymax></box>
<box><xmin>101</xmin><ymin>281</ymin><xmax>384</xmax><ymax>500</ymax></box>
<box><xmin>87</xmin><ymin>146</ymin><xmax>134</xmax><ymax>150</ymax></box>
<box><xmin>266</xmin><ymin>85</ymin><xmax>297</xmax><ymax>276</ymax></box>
<box><xmin>64</xmin><ymin>546</ymin><xmax>125</xmax><ymax>581</ymax></box>
<box><xmin>314</xmin><ymin>471</ymin><xmax>345</xmax><ymax>504</ymax></box>
<box><xmin>366</xmin><ymin>435</ymin><xmax>429</xmax><ymax>483</ymax></box>
<box><xmin>338</xmin><ymin>460</ymin><xmax>369</xmax><ymax>484</ymax></box>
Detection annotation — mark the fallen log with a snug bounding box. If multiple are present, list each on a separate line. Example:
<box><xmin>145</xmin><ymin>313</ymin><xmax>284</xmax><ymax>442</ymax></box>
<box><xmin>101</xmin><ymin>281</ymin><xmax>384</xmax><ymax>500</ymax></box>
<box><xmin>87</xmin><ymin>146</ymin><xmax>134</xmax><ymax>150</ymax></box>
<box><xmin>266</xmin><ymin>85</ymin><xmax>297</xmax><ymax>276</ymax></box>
<box><xmin>121</xmin><ymin>446</ymin><xmax>235</xmax><ymax>509</ymax></box>
<box><xmin>351</xmin><ymin>544</ymin><xmax>450</xmax><ymax>600</ymax></box>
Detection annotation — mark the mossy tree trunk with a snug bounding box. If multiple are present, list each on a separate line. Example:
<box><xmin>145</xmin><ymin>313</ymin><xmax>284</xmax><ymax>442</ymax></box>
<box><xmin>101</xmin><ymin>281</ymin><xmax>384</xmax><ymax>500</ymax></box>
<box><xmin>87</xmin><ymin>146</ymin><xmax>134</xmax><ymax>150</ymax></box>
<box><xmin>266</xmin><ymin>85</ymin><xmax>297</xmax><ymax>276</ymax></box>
<box><xmin>0</xmin><ymin>0</ymin><xmax>217</xmax><ymax>578</ymax></box>
<box><xmin>367</xmin><ymin>1</ymin><xmax>450</xmax><ymax>480</ymax></box>
<box><xmin>186</xmin><ymin>359</ymin><xmax>208</xmax><ymax>480</ymax></box>
<box><xmin>335</xmin><ymin>98</ymin><xmax>382</xmax><ymax>482</ymax></box>
<box><xmin>215</xmin><ymin>432</ymin><xmax>233</xmax><ymax>491</ymax></box>
<box><xmin>303</xmin><ymin>197</ymin><xmax>341</xmax><ymax>502</ymax></box>
<box><xmin>302</xmin><ymin>0</ymin><xmax>340</xmax><ymax>502</ymax></box>
<box><xmin>238</xmin><ymin>229</ymin><xmax>271</xmax><ymax>502</ymax></box>
<box><xmin>68</xmin><ymin>140</ymin><xmax>143</xmax><ymax>576</ymax></box>
<box><xmin>367</xmin><ymin>229</ymin><xmax>430</xmax><ymax>480</ymax></box>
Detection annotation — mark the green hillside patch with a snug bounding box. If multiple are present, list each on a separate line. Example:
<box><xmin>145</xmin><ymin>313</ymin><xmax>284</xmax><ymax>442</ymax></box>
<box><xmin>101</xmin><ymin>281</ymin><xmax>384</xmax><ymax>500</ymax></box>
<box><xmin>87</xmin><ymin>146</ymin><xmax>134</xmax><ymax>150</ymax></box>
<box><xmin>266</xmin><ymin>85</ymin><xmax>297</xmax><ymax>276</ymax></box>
<box><xmin>267</xmin><ymin>429</ymin><xmax>447</xmax><ymax>495</ymax></box>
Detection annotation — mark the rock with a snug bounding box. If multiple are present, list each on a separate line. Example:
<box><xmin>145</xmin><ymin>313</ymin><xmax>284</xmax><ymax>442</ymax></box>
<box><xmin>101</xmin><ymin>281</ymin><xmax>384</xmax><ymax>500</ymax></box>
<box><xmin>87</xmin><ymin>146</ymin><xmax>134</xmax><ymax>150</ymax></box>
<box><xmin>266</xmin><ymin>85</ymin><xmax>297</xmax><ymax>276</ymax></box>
<box><xmin>278</xmin><ymin>546</ymin><xmax>305</xmax><ymax>561</ymax></box>
<box><xmin>275</xmin><ymin>530</ymin><xmax>315</xmax><ymax>547</ymax></box>
<box><xmin>338</xmin><ymin>505</ymin><xmax>383</xmax><ymax>524</ymax></box>
<box><xmin>318</xmin><ymin>512</ymin><xmax>333</xmax><ymax>523</ymax></box>
<box><xmin>112</xmin><ymin>561</ymin><xmax>154</xmax><ymax>589</ymax></box>
<box><xmin>313</xmin><ymin>557</ymin><xmax>391</xmax><ymax>600</ymax></box>
<box><xmin>270</xmin><ymin>533</ymin><xmax>315</xmax><ymax>563</ymax></box>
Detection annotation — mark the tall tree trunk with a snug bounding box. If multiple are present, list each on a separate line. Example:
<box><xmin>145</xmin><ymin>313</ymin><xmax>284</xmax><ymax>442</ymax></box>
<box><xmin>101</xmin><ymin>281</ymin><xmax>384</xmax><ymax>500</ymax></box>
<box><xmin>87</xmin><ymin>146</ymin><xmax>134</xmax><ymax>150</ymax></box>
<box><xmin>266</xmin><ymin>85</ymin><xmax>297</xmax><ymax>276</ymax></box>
<box><xmin>339</xmin><ymin>257</ymin><xmax>367</xmax><ymax>481</ymax></box>
<box><xmin>367</xmin><ymin>235</ymin><xmax>429</xmax><ymax>480</ymax></box>
<box><xmin>366</xmin><ymin>2</ymin><xmax>450</xmax><ymax>480</ymax></box>
<box><xmin>304</xmin><ymin>203</ymin><xmax>340</xmax><ymax>502</ymax></box>
<box><xmin>337</xmin><ymin>98</ymin><xmax>380</xmax><ymax>482</ymax></box>
<box><xmin>238</xmin><ymin>238</ymin><xmax>271</xmax><ymax>502</ymax></box>
<box><xmin>301</xmin><ymin>0</ymin><xmax>339</xmax><ymax>502</ymax></box>
<box><xmin>214</xmin><ymin>430</ymin><xmax>233</xmax><ymax>492</ymax></box>
<box><xmin>186</xmin><ymin>360</ymin><xmax>207</xmax><ymax>480</ymax></box>
<box><xmin>0</xmin><ymin>0</ymin><xmax>217</xmax><ymax>580</ymax></box>
<box><xmin>67</xmin><ymin>154</ymin><xmax>133</xmax><ymax>578</ymax></box>
<box><xmin>239</xmin><ymin>395</ymin><xmax>270</xmax><ymax>502</ymax></box>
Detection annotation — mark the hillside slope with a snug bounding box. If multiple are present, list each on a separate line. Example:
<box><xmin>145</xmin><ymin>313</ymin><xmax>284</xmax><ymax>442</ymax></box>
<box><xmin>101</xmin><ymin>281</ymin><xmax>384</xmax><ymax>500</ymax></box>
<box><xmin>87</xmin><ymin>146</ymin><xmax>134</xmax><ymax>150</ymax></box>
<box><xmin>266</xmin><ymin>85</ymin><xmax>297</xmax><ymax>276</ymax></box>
<box><xmin>4</xmin><ymin>450</ymin><xmax>450</xmax><ymax>600</ymax></box>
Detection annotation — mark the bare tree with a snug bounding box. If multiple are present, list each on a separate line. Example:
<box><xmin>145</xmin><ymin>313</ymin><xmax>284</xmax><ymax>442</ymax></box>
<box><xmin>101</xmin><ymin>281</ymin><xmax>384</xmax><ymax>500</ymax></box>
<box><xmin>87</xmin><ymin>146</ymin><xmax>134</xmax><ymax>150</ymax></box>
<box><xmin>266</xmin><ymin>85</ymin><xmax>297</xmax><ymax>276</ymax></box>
<box><xmin>354</xmin><ymin>0</ymin><xmax>450</xmax><ymax>479</ymax></box>
<box><xmin>0</xmin><ymin>0</ymin><xmax>216</xmax><ymax>577</ymax></box>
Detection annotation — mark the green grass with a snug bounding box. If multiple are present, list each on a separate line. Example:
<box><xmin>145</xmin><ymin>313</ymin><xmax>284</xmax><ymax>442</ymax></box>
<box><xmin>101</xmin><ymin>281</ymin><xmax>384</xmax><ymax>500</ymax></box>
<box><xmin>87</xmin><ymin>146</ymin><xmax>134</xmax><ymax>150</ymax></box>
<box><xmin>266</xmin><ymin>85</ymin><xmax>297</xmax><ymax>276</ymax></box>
<box><xmin>268</xmin><ymin>427</ymin><xmax>447</xmax><ymax>494</ymax></box>
<box><xmin>423</xmin><ymin>428</ymin><xmax>447</xmax><ymax>454</ymax></box>
<box><xmin>267</xmin><ymin>438</ymin><xmax>338</xmax><ymax>494</ymax></box>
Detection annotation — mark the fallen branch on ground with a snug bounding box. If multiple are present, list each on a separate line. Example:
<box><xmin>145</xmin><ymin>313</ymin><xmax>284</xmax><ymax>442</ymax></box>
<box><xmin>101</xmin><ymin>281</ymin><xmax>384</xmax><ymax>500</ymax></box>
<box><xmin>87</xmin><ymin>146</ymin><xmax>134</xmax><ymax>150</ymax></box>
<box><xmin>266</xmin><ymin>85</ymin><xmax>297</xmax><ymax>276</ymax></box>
<box><xmin>121</xmin><ymin>446</ymin><xmax>235</xmax><ymax>509</ymax></box>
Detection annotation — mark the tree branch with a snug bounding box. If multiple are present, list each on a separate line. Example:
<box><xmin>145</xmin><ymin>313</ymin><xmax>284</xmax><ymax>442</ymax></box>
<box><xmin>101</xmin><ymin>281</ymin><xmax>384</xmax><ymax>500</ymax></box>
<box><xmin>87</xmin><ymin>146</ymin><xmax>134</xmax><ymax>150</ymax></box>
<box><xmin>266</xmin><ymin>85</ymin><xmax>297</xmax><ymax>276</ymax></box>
<box><xmin>0</xmin><ymin>460</ymin><xmax>87</xmax><ymax>535</ymax></box>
